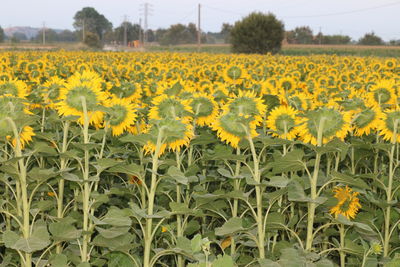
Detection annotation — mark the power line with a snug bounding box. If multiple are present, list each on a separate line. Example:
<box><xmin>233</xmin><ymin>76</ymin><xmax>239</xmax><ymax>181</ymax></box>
<box><xmin>283</xmin><ymin>0</ymin><xmax>400</xmax><ymax>19</ymax></box>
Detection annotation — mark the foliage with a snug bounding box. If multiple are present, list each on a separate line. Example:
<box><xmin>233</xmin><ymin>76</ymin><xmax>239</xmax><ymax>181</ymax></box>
<box><xmin>83</xmin><ymin>32</ymin><xmax>102</xmax><ymax>48</ymax></box>
<box><xmin>230</xmin><ymin>12</ymin><xmax>285</xmax><ymax>54</ymax></box>
<box><xmin>112</xmin><ymin>22</ymin><xmax>142</xmax><ymax>44</ymax></box>
<box><xmin>73</xmin><ymin>7</ymin><xmax>113</xmax><ymax>41</ymax></box>
<box><xmin>0</xmin><ymin>26</ymin><xmax>4</xmax><ymax>43</ymax></box>
<box><xmin>358</xmin><ymin>32</ymin><xmax>384</xmax><ymax>46</ymax></box>
<box><xmin>286</xmin><ymin>26</ymin><xmax>314</xmax><ymax>44</ymax></box>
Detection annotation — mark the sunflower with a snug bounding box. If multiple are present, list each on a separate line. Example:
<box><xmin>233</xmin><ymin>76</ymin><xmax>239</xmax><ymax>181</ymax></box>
<box><xmin>144</xmin><ymin>118</ymin><xmax>194</xmax><ymax>155</ymax></box>
<box><xmin>10</xmin><ymin>126</ymin><xmax>35</xmax><ymax>149</ymax></box>
<box><xmin>109</xmin><ymin>81</ymin><xmax>142</xmax><ymax>102</ymax></box>
<box><xmin>212</xmin><ymin>90</ymin><xmax>266</xmax><ymax>147</ymax></box>
<box><xmin>190</xmin><ymin>93</ymin><xmax>219</xmax><ymax>127</ymax></box>
<box><xmin>377</xmin><ymin>109</ymin><xmax>400</xmax><ymax>143</ymax></box>
<box><xmin>104</xmin><ymin>98</ymin><xmax>137</xmax><ymax>136</ymax></box>
<box><xmin>57</xmin><ymin>71</ymin><xmax>107</xmax><ymax>125</ymax></box>
<box><xmin>266</xmin><ymin>105</ymin><xmax>299</xmax><ymax>140</ymax></box>
<box><xmin>296</xmin><ymin>107</ymin><xmax>351</xmax><ymax>146</ymax></box>
<box><xmin>148</xmin><ymin>95</ymin><xmax>192</xmax><ymax>123</ymax></box>
<box><xmin>330</xmin><ymin>186</ymin><xmax>361</xmax><ymax>220</ymax></box>
<box><xmin>366</xmin><ymin>80</ymin><xmax>397</xmax><ymax>107</ymax></box>
<box><xmin>353</xmin><ymin>106</ymin><xmax>383</xmax><ymax>136</ymax></box>
<box><xmin>0</xmin><ymin>79</ymin><xmax>29</xmax><ymax>99</ymax></box>
<box><xmin>223</xmin><ymin>66</ymin><xmax>244</xmax><ymax>84</ymax></box>
<box><xmin>41</xmin><ymin>76</ymin><xmax>66</xmax><ymax>107</ymax></box>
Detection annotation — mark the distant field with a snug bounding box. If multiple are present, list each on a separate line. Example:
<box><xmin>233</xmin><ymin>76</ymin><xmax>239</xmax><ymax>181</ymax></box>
<box><xmin>3</xmin><ymin>42</ymin><xmax>400</xmax><ymax>57</ymax></box>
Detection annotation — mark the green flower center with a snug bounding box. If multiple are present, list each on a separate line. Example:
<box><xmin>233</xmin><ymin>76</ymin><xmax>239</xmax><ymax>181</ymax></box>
<box><xmin>150</xmin><ymin>118</ymin><xmax>188</xmax><ymax>143</ymax></box>
<box><xmin>47</xmin><ymin>84</ymin><xmax>62</xmax><ymax>100</ymax></box>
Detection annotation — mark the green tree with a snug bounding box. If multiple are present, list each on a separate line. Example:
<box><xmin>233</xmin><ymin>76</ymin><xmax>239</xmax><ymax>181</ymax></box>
<box><xmin>0</xmin><ymin>26</ymin><xmax>4</xmax><ymax>43</ymax></box>
<box><xmin>73</xmin><ymin>7</ymin><xmax>112</xmax><ymax>41</ymax></box>
<box><xmin>221</xmin><ymin>23</ymin><xmax>233</xmax><ymax>43</ymax></box>
<box><xmin>113</xmin><ymin>22</ymin><xmax>142</xmax><ymax>44</ymax></box>
<box><xmin>57</xmin><ymin>30</ymin><xmax>78</xmax><ymax>42</ymax></box>
<box><xmin>159</xmin><ymin>23</ymin><xmax>197</xmax><ymax>45</ymax></box>
<box><xmin>358</xmin><ymin>32</ymin><xmax>384</xmax><ymax>46</ymax></box>
<box><xmin>84</xmin><ymin>32</ymin><xmax>102</xmax><ymax>48</ymax></box>
<box><xmin>230</xmin><ymin>12</ymin><xmax>284</xmax><ymax>54</ymax></box>
<box><xmin>292</xmin><ymin>26</ymin><xmax>313</xmax><ymax>44</ymax></box>
<box><xmin>35</xmin><ymin>29</ymin><xmax>59</xmax><ymax>43</ymax></box>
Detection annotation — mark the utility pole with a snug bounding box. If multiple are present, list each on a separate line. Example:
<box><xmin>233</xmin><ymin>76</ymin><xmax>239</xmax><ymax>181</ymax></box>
<box><xmin>197</xmin><ymin>4</ymin><xmax>201</xmax><ymax>52</ymax></box>
<box><xmin>123</xmin><ymin>15</ymin><xmax>128</xmax><ymax>46</ymax></box>
<box><xmin>140</xmin><ymin>2</ymin><xmax>153</xmax><ymax>46</ymax></box>
<box><xmin>82</xmin><ymin>19</ymin><xmax>85</xmax><ymax>42</ymax></box>
<box><xmin>42</xmin><ymin>22</ymin><xmax>46</xmax><ymax>45</ymax></box>
<box><xmin>139</xmin><ymin>18</ymin><xmax>142</xmax><ymax>46</ymax></box>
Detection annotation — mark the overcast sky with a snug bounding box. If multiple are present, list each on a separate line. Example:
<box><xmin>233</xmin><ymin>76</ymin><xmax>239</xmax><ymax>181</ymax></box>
<box><xmin>1</xmin><ymin>0</ymin><xmax>400</xmax><ymax>41</ymax></box>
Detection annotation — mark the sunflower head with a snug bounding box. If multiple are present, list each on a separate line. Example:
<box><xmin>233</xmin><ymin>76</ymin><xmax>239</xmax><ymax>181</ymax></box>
<box><xmin>190</xmin><ymin>93</ymin><xmax>218</xmax><ymax>127</ymax></box>
<box><xmin>353</xmin><ymin>106</ymin><xmax>382</xmax><ymax>136</ymax></box>
<box><xmin>0</xmin><ymin>79</ymin><xmax>29</xmax><ymax>99</ymax></box>
<box><xmin>367</xmin><ymin>80</ymin><xmax>396</xmax><ymax>107</ymax></box>
<box><xmin>266</xmin><ymin>105</ymin><xmax>299</xmax><ymax>140</ymax></box>
<box><xmin>377</xmin><ymin>109</ymin><xmax>400</xmax><ymax>143</ymax></box>
<box><xmin>330</xmin><ymin>186</ymin><xmax>361</xmax><ymax>220</ymax></box>
<box><xmin>296</xmin><ymin>107</ymin><xmax>351</xmax><ymax>146</ymax></box>
<box><xmin>104</xmin><ymin>98</ymin><xmax>137</xmax><ymax>136</ymax></box>
<box><xmin>144</xmin><ymin>118</ymin><xmax>193</xmax><ymax>155</ymax></box>
<box><xmin>149</xmin><ymin>95</ymin><xmax>192</xmax><ymax>122</ymax></box>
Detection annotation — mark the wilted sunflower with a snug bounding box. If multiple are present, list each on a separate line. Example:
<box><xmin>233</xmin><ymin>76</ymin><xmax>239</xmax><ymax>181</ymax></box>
<box><xmin>296</xmin><ymin>107</ymin><xmax>351</xmax><ymax>145</ymax></box>
<box><xmin>266</xmin><ymin>105</ymin><xmax>299</xmax><ymax>140</ymax></box>
<box><xmin>104</xmin><ymin>98</ymin><xmax>137</xmax><ymax>136</ymax></box>
<box><xmin>57</xmin><ymin>71</ymin><xmax>107</xmax><ymax>125</ymax></box>
<box><xmin>330</xmin><ymin>186</ymin><xmax>361</xmax><ymax>220</ymax></box>
<box><xmin>377</xmin><ymin>109</ymin><xmax>400</xmax><ymax>143</ymax></box>
<box><xmin>190</xmin><ymin>93</ymin><xmax>219</xmax><ymax>127</ymax></box>
<box><xmin>144</xmin><ymin>118</ymin><xmax>193</xmax><ymax>155</ymax></box>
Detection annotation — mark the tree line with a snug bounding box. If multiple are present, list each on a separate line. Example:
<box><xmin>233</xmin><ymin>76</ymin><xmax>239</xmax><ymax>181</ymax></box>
<box><xmin>0</xmin><ymin>7</ymin><xmax>396</xmax><ymax>48</ymax></box>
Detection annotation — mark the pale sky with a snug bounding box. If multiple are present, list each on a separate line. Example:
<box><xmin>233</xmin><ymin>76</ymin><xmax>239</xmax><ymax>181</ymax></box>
<box><xmin>1</xmin><ymin>0</ymin><xmax>400</xmax><ymax>41</ymax></box>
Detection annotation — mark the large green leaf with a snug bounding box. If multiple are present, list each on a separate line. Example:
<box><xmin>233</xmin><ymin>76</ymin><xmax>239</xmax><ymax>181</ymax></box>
<box><xmin>49</xmin><ymin>222</ymin><xmax>81</xmax><ymax>241</ymax></box>
<box><xmin>215</xmin><ymin>217</ymin><xmax>244</xmax><ymax>236</ymax></box>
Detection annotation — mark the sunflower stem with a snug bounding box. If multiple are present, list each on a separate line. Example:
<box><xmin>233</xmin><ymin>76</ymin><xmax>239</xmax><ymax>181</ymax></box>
<box><xmin>175</xmin><ymin>151</ymin><xmax>184</xmax><ymax>267</ymax></box>
<box><xmin>7</xmin><ymin>117</ymin><xmax>31</xmax><ymax>267</ymax></box>
<box><xmin>143</xmin><ymin>127</ymin><xmax>164</xmax><ymax>267</ymax></box>
<box><xmin>80</xmin><ymin>96</ymin><xmax>91</xmax><ymax>263</ymax></box>
<box><xmin>306</xmin><ymin>117</ymin><xmax>325</xmax><ymax>251</ymax></box>
<box><xmin>339</xmin><ymin>224</ymin><xmax>346</xmax><ymax>267</ymax></box>
<box><xmin>247</xmin><ymin>132</ymin><xmax>265</xmax><ymax>259</ymax></box>
<box><xmin>383</xmin><ymin>119</ymin><xmax>398</xmax><ymax>256</ymax></box>
<box><xmin>56</xmin><ymin>120</ymin><xmax>70</xmax><ymax>254</ymax></box>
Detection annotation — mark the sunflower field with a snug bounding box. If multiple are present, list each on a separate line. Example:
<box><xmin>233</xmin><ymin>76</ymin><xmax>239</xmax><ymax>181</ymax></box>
<box><xmin>0</xmin><ymin>51</ymin><xmax>400</xmax><ymax>267</ymax></box>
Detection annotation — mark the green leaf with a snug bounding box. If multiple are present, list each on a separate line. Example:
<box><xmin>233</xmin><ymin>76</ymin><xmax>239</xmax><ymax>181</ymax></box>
<box><xmin>11</xmin><ymin>221</ymin><xmax>50</xmax><ymax>253</ymax></box>
<box><xmin>288</xmin><ymin>180</ymin><xmax>310</xmax><ymax>202</ymax></box>
<box><xmin>330</xmin><ymin>171</ymin><xmax>369</xmax><ymax>190</ymax></box>
<box><xmin>96</xmin><ymin>226</ymin><xmax>130</xmax><ymax>239</ymax></box>
<box><xmin>266</xmin><ymin>176</ymin><xmax>289</xmax><ymax>188</ymax></box>
<box><xmin>108</xmin><ymin>163</ymin><xmax>142</xmax><ymax>177</ymax></box>
<box><xmin>3</xmin><ymin>231</ymin><xmax>19</xmax><ymax>248</ymax></box>
<box><xmin>92</xmin><ymin>233</ymin><xmax>134</xmax><ymax>251</ymax></box>
<box><xmin>191</xmin><ymin>234</ymin><xmax>202</xmax><ymax>253</ymax></box>
<box><xmin>94</xmin><ymin>158</ymin><xmax>122</xmax><ymax>173</ymax></box>
<box><xmin>215</xmin><ymin>217</ymin><xmax>244</xmax><ymax>236</ymax></box>
<box><xmin>77</xmin><ymin>263</ymin><xmax>91</xmax><ymax>267</ymax></box>
<box><xmin>169</xmin><ymin>202</ymin><xmax>192</xmax><ymax>214</ymax></box>
<box><xmin>48</xmin><ymin>254</ymin><xmax>68</xmax><ymax>267</ymax></box>
<box><xmin>49</xmin><ymin>222</ymin><xmax>81</xmax><ymax>241</ymax></box>
<box><xmin>212</xmin><ymin>254</ymin><xmax>234</xmax><ymax>267</ymax></box>
<box><xmin>176</xmin><ymin>236</ymin><xmax>192</xmax><ymax>253</ymax></box>
<box><xmin>102</xmin><ymin>208</ymin><xmax>132</xmax><ymax>227</ymax></box>
<box><xmin>119</xmin><ymin>133</ymin><xmax>150</xmax><ymax>145</ymax></box>
<box><xmin>107</xmin><ymin>252</ymin><xmax>135</xmax><ymax>267</ymax></box>
<box><xmin>268</xmin><ymin>149</ymin><xmax>306</xmax><ymax>173</ymax></box>
<box><xmin>28</xmin><ymin>167</ymin><xmax>58</xmax><ymax>182</ymax></box>
<box><xmin>167</xmin><ymin>166</ymin><xmax>188</xmax><ymax>185</ymax></box>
